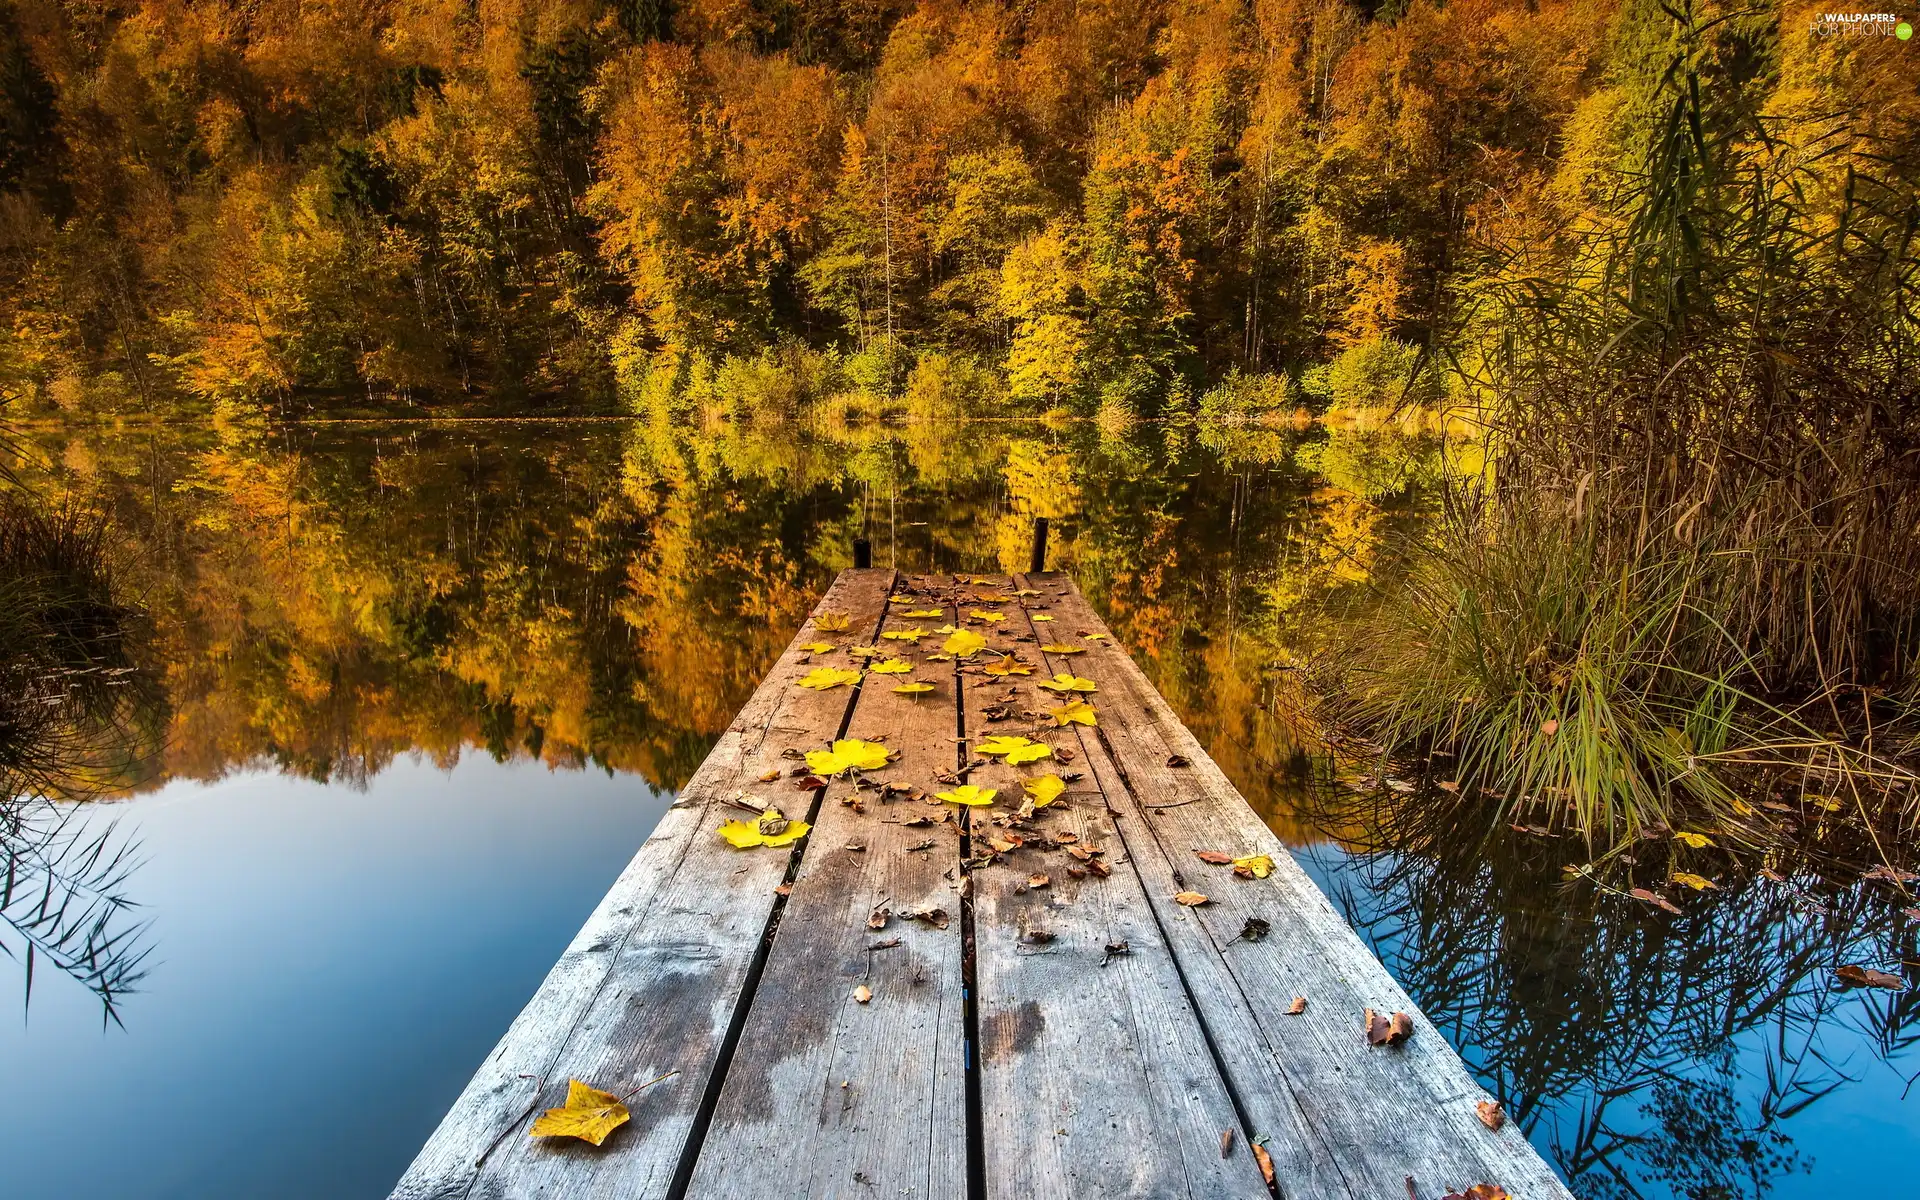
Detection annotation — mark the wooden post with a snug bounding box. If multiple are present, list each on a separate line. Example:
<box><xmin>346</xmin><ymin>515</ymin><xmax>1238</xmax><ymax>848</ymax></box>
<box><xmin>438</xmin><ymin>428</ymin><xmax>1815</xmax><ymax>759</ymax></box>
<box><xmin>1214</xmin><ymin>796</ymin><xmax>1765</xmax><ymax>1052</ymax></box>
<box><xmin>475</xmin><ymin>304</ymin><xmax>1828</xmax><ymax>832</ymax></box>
<box><xmin>1028</xmin><ymin>518</ymin><xmax>1048</xmax><ymax>573</ymax></box>
<box><xmin>853</xmin><ymin>537</ymin><xmax>872</xmax><ymax>569</ymax></box>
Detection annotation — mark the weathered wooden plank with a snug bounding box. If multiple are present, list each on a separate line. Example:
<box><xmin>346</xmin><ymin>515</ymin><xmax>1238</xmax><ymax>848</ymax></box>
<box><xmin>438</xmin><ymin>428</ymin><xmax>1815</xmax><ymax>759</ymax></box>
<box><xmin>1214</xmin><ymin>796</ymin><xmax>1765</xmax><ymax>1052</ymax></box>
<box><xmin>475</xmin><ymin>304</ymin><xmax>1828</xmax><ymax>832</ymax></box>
<box><xmin>687</xmin><ymin>576</ymin><xmax>967</xmax><ymax>1199</ymax></box>
<box><xmin>390</xmin><ymin>569</ymin><xmax>896</xmax><ymax>1200</ymax></box>
<box><xmin>961</xmin><ymin>575</ymin><xmax>1266</xmax><ymax>1199</ymax></box>
<box><xmin>1020</xmin><ymin>573</ymin><xmax>1575</xmax><ymax>1200</ymax></box>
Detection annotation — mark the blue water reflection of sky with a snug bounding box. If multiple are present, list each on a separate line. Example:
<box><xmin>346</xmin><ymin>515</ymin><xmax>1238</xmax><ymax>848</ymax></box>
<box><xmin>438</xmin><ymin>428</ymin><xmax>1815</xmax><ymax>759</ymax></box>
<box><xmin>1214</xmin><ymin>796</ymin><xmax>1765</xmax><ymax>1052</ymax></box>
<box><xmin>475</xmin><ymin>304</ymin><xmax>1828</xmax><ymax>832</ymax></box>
<box><xmin>0</xmin><ymin>756</ymin><xmax>667</xmax><ymax>1200</ymax></box>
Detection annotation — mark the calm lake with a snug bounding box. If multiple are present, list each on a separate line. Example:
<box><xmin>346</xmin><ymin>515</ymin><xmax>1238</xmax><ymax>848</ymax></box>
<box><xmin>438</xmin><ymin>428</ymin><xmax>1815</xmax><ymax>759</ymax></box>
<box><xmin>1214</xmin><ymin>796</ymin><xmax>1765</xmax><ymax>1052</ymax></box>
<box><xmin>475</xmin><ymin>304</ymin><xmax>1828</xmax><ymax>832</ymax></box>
<box><xmin>2</xmin><ymin>417</ymin><xmax>1913</xmax><ymax>1198</ymax></box>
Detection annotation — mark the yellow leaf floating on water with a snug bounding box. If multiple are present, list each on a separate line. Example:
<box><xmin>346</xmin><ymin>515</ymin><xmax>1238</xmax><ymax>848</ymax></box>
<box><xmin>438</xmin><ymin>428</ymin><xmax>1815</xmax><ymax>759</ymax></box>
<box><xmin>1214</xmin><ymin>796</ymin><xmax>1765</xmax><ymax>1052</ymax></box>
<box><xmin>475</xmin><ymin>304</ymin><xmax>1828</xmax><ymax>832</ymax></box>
<box><xmin>529</xmin><ymin>1080</ymin><xmax>630</xmax><ymax>1146</ymax></box>
<box><xmin>977</xmin><ymin>735</ymin><xmax>1053</xmax><ymax>765</ymax></box>
<box><xmin>937</xmin><ymin>784</ymin><xmax>997</xmax><ymax>806</ymax></box>
<box><xmin>1673</xmin><ymin>831</ymin><xmax>1714</xmax><ymax>849</ymax></box>
<box><xmin>969</xmin><ymin>610</ymin><xmax>1006</xmax><ymax>622</ymax></box>
<box><xmin>882</xmin><ymin>628</ymin><xmax>928</xmax><ymax>642</ymax></box>
<box><xmin>984</xmin><ymin>658</ymin><xmax>1033</xmax><ymax>676</ymax></box>
<box><xmin>903</xmin><ymin>608</ymin><xmax>944</xmax><ymax>618</ymax></box>
<box><xmin>806</xmin><ymin>739</ymin><xmax>891</xmax><ymax>774</ymax></box>
<box><xmin>813</xmin><ymin>613</ymin><xmax>851</xmax><ymax>633</ymax></box>
<box><xmin>893</xmin><ymin>682</ymin><xmax>935</xmax><ymax>696</ymax></box>
<box><xmin>1022</xmin><ymin>774</ymin><xmax>1066</xmax><ymax>807</ymax></box>
<box><xmin>868</xmin><ymin>659</ymin><xmax>914</xmax><ymax>674</ymax></box>
<box><xmin>1037</xmin><ymin>673</ymin><xmax>1097</xmax><ymax>694</ymax></box>
<box><xmin>944</xmin><ymin>629</ymin><xmax>988</xmax><ymax>657</ymax></box>
<box><xmin>1048</xmin><ymin>700</ymin><xmax>1098</xmax><ymax>727</ymax></box>
<box><xmin>718</xmin><ymin>805</ymin><xmax>811</xmax><ymax>848</ymax></box>
<box><xmin>797</xmin><ymin>667</ymin><xmax>862</xmax><ymax>690</ymax></box>
<box><xmin>1039</xmin><ymin>643</ymin><xmax>1087</xmax><ymax>655</ymax></box>
<box><xmin>1670</xmin><ymin>871</ymin><xmax>1718</xmax><ymax>891</ymax></box>
<box><xmin>1233</xmin><ymin>854</ymin><xmax>1275</xmax><ymax>879</ymax></box>
<box><xmin>799</xmin><ymin>642</ymin><xmax>835</xmax><ymax>654</ymax></box>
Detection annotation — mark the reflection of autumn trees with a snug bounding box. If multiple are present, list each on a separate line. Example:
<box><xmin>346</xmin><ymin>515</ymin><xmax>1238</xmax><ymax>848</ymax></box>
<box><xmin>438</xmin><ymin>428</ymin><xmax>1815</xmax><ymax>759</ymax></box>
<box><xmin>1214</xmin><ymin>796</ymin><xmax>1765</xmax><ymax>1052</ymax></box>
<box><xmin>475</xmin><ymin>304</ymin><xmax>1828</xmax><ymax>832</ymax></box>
<box><xmin>13</xmin><ymin>418</ymin><xmax>1435</xmax><ymax>815</ymax></box>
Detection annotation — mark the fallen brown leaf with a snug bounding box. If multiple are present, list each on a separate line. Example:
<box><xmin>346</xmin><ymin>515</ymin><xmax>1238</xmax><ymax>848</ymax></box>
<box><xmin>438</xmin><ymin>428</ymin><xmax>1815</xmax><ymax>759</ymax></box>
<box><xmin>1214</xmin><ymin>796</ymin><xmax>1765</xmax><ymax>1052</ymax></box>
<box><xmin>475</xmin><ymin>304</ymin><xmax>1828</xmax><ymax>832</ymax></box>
<box><xmin>1835</xmin><ymin>964</ymin><xmax>1906</xmax><ymax>990</ymax></box>
<box><xmin>1174</xmin><ymin>891</ymin><xmax>1210</xmax><ymax>907</ymax></box>
<box><xmin>1476</xmin><ymin>1100</ymin><xmax>1506</xmax><ymax>1131</ymax></box>
<box><xmin>1195</xmin><ymin>850</ymin><xmax>1235</xmax><ymax>865</ymax></box>
<box><xmin>1252</xmin><ymin>1142</ymin><xmax>1275</xmax><ymax>1187</ymax></box>
<box><xmin>1441</xmin><ymin>1187</ymin><xmax>1511</xmax><ymax>1200</ymax></box>
<box><xmin>854</xmin><ymin>985</ymin><xmax>872</xmax><ymax>1004</ymax></box>
<box><xmin>1028</xmin><ymin>873</ymin><xmax>1050</xmax><ymax>889</ymax></box>
<box><xmin>1630</xmin><ymin>887</ymin><xmax>1683</xmax><ymax>915</ymax></box>
<box><xmin>1365</xmin><ymin>1008</ymin><xmax>1414</xmax><ymax>1046</ymax></box>
<box><xmin>1219</xmin><ymin>1128</ymin><xmax>1234</xmax><ymax>1158</ymax></box>
<box><xmin>1286</xmin><ymin>997</ymin><xmax>1307</xmax><ymax>1015</ymax></box>
<box><xmin>867</xmin><ymin>908</ymin><xmax>890</xmax><ymax>930</ymax></box>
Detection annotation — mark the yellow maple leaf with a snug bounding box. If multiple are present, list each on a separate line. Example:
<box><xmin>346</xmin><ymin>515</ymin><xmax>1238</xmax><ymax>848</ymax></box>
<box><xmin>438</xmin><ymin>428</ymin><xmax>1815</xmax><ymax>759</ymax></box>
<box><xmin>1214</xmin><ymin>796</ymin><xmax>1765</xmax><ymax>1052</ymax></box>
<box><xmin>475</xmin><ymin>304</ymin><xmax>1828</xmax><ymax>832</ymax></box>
<box><xmin>847</xmin><ymin>645</ymin><xmax>885</xmax><ymax>659</ymax></box>
<box><xmin>1673</xmin><ymin>831</ymin><xmax>1714</xmax><ymax>849</ymax></box>
<box><xmin>813</xmin><ymin>613</ymin><xmax>851</xmax><ymax>633</ymax></box>
<box><xmin>805</xmin><ymin>739</ymin><xmax>891</xmax><ymax>775</ymax></box>
<box><xmin>984</xmin><ymin>658</ymin><xmax>1033</xmax><ymax>676</ymax></box>
<box><xmin>944</xmin><ymin>629</ymin><xmax>987</xmax><ymax>657</ymax></box>
<box><xmin>718</xmin><ymin>805</ymin><xmax>811</xmax><ymax>848</ymax></box>
<box><xmin>882</xmin><ymin>628</ymin><xmax>927</xmax><ymax>642</ymax></box>
<box><xmin>969</xmin><ymin>610</ymin><xmax>1006</xmax><ymax>622</ymax></box>
<box><xmin>1037</xmin><ymin>673</ymin><xmax>1096</xmax><ymax>694</ymax></box>
<box><xmin>1083</xmin><ymin>633</ymin><xmax>1108</xmax><ymax>641</ymax></box>
<box><xmin>903</xmin><ymin>608</ymin><xmax>944</xmax><ymax>618</ymax></box>
<box><xmin>977</xmin><ymin>735</ymin><xmax>1053</xmax><ymax>765</ymax></box>
<box><xmin>937</xmin><ymin>784</ymin><xmax>997</xmax><ymax>806</ymax></box>
<box><xmin>529</xmin><ymin>1080</ymin><xmax>630</xmax><ymax>1146</ymax></box>
<box><xmin>1048</xmin><ymin>700</ymin><xmax>1098</xmax><ymax>727</ymax></box>
<box><xmin>799</xmin><ymin>642</ymin><xmax>835</xmax><ymax>654</ymax></box>
<box><xmin>1039</xmin><ymin>643</ymin><xmax>1087</xmax><ymax>655</ymax></box>
<box><xmin>893</xmin><ymin>682</ymin><xmax>935</xmax><ymax>696</ymax></box>
<box><xmin>1022</xmin><ymin>774</ymin><xmax>1066</xmax><ymax>807</ymax></box>
<box><xmin>1233</xmin><ymin>854</ymin><xmax>1275</xmax><ymax>879</ymax></box>
<box><xmin>797</xmin><ymin>667</ymin><xmax>862</xmax><ymax>690</ymax></box>
<box><xmin>1032</xmin><ymin>614</ymin><xmax>1054</xmax><ymax>622</ymax></box>
<box><xmin>868</xmin><ymin>658</ymin><xmax>913</xmax><ymax>674</ymax></box>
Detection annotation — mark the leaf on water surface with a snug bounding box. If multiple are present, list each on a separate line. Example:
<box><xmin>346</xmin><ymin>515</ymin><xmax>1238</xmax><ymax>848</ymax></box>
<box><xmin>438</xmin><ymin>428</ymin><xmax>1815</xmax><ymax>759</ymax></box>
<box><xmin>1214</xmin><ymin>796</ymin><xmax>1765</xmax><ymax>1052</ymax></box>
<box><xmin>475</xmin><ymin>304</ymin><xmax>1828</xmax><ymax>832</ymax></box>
<box><xmin>1669</xmin><ymin>871</ymin><xmax>1717</xmax><ymax>891</ymax></box>
<box><xmin>867</xmin><ymin>658</ymin><xmax>914</xmax><ymax>674</ymax></box>
<box><xmin>806</xmin><ymin>739</ymin><xmax>891</xmax><ymax>775</ymax></box>
<box><xmin>529</xmin><ymin>1080</ymin><xmax>631</xmax><ymax>1146</ymax></box>
<box><xmin>893</xmin><ymin>682</ymin><xmax>935</xmax><ymax>696</ymax></box>
<box><xmin>1673</xmin><ymin>830</ymin><xmax>1714</xmax><ymax>848</ymax></box>
<box><xmin>1196</xmin><ymin>850</ymin><xmax>1235</xmax><ymax>865</ymax></box>
<box><xmin>797</xmin><ymin>666</ymin><xmax>862</xmax><ymax>690</ymax></box>
<box><xmin>1048</xmin><ymin>700</ymin><xmax>1097</xmax><ymax>727</ymax></box>
<box><xmin>1022</xmin><ymin>774</ymin><xmax>1066</xmax><ymax>807</ymax></box>
<box><xmin>1232</xmin><ymin>854</ymin><xmax>1274</xmax><ymax>879</ymax></box>
<box><xmin>718</xmin><ymin>805</ymin><xmax>811</xmax><ymax>848</ymax></box>
<box><xmin>1476</xmin><ymin>1100</ymin><xmax>1506</xmax><ymax>1130</ymax></box>
<box><xmin>1174</xmin><ymin>891</ymin><xmax>1210</xmax><ymax>907</ymax></box>
<box><xmin>1630</xmin><ymin>887</ymin><xmax>1683</xmax><ymax>914</ymax></box>
<box><xmin>977</xmin><ymin>735</ymin><xmax>1053</xmax><ymax>765</ymax></box>
<box><xmin>1037</xmin><ymin>673</ymin><xmax>1097</xmax><ymax>694</ymax></box>
<box><xmin>943</xmin><ymin>629</ymin><xmax>988</xmax><ymax>657</ymax></box>
<box><xmin>813</xmin><ymin>613</ymin><xmax>851</xmax><ymax>633</ymax></box>
<box><xmin>1039</xmin><ymin>643</ymin><xmax>1087</xmax><ymax>655</ymax></box>
<box><xmin>1835</xmin><ymin>965</ymin><xmax>1906</xmax><ymax>990</ymax></box>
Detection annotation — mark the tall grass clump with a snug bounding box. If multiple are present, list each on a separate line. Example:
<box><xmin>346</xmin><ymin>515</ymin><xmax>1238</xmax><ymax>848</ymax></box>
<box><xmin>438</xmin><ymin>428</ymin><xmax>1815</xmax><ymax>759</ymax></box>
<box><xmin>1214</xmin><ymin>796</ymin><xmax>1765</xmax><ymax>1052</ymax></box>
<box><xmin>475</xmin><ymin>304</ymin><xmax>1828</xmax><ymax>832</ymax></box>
<box><xmin>1330</xmin><ymin>3</ymin><xmax>1920</xmax><ymax>838</ymax></box>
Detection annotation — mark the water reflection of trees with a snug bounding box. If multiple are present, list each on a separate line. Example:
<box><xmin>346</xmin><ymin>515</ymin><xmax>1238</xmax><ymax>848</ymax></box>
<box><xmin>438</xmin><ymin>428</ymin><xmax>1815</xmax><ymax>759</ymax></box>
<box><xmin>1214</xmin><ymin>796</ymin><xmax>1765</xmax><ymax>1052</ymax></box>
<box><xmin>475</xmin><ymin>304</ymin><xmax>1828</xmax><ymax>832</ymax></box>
<box><xmin>1294</xmin><ymin>787</ymin><xmax>1919</xmax><ymax>1198</ymax></box>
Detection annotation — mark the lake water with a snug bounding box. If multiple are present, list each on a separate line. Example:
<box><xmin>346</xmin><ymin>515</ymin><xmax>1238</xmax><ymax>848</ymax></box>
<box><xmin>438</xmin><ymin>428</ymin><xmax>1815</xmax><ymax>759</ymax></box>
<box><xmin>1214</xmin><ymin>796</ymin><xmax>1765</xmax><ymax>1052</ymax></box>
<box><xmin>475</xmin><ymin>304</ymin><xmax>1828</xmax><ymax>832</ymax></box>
<box><xmin>2</xmin><ymin>418</ymin><xmax>1913</xmax><ymax>1198</ymax></box>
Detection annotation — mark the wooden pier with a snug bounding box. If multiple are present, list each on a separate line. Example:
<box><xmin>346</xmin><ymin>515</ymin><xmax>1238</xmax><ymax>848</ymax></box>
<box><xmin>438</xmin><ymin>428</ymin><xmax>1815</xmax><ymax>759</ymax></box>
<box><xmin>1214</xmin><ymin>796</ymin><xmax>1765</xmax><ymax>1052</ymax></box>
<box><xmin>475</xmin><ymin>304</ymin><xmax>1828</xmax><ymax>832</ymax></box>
<box><xmin>392</xmin><ymin>570</ymin><xmax>1573</xmax><ymax>1200</ymax></box>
